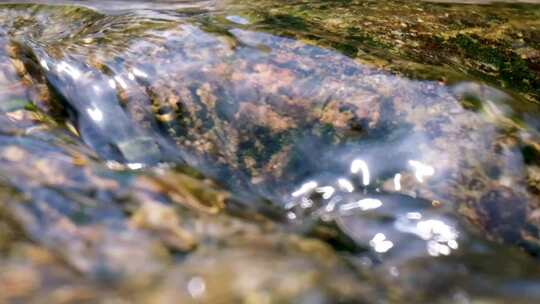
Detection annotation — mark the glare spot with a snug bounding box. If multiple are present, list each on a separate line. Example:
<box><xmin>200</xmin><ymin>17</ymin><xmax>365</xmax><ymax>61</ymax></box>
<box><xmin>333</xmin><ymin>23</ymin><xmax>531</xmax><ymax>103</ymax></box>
<box><xmin>406</xmin><ymin>212</ymin><xmax>422</xmax><ymax>220</ymax></box>
<box><xmin>131</xmin><ymin>67</ymin><xmax>148</xmax><ymax>78</ymax></box>
<box><xmin>286</xmin><ymin>211</ymin><xmax>297</xmax><ymax>220</ymax></box>
<box><xmin>389</xmin><ymin>266</ymin><xmax>400</xmax><ymax>277</ymax></box>
<box><xmin>337</xmin><ymin>178</ymin><xmax>354</xmax><ymax>192</ymax></box>
<box><xmin>416</xmin><ymin>219</ymin><xmax>458</xmax><ymax>242</ymax></box>
<box><xmin>370</xmin><ymin>233</ymin><xmax>394</xmax><ymax>253</ymax></box>
<box><xmin>393</xmin><ymin>173</ymin><xmax>402</xmax><ymax>191</ymax></box>
<box><xmin>500</xmin><ymin>176</ymin><xmax>512</xmax><ymax>187</ymax></box>
<box><xmin>484</xmin><ymin>100</ymin><xmax>505</xmax><ymax>121</ymax></box>
<box><xmin>114</xmin><ymin>75</ymin><xmax>128</xmax><ymax>89</ymax></box>
<box><xmin>93</xmin><ymin>85</ymin><xmax>101</xmax><ymax>93</ymax></box>
<box><xmin>86</xmin><ymin>107</ymin><xmax>103</xmax><ymax>122</ymax></box>
<box><xmin>126</xmin><ymin>163</ymin><xmax>144</xmax><ymax>170</ymax></box>
<box><xmin>108</xmin><ymin>79</ymin><xmax>117</xmax><ymax>89</ymax></box>
<box><xmin>395</xmin><ymin>216</ymin><xmax>459</xmax><ymax>257</ymax></box>
<box><xmin>324</xmin><ymin>195</ymin><xmax>342</xmax><ymax>213</ymax></box>
<box><xmin>56</xmin><ymin>61</ymin><xmax>81</xmax><ymax>80</ymax></box>
<box><xmin>105</xmin><ymin>160</ymin><xmax>124</xmax><ymax>170</ymax></box>
<box><xmin>315</xmin><ymin>186</ymin><xmax>335</xmax><ymax>199</ymax></box>
<box><xmin>340</xmin><ymin>198</ymin><xmax>382</xmax><ymax>212</ymax></box>
<box><xmin>127</xmin><ymin>72</ymin><xmax>135</xmax><ymax>81</ymax></box>
<box><xmin>427</xmin><ymin>241</ymin><xmax>451</xmax><ymax>256</ymax></box>
<box><xmin>39</xmin><ymin>59</ymin><xmax>49</xmax><ymax>71</ymax></box>
<box><xmin>350</xmin><ymin>159</ymin><xmax>370</xmax><ymax>186</ymax></box>
<box><xmin>408</xmin><ymin>160</ymin><xmax>435</xmax><ymax>183</ymax></box>
<box><xmin>187</xmin><ymin>276</ymin><xmax>206</xmax><ymax>298</ymax></box>
<box><xmin>448</xmin><ymin>239</ymin><xmax>459</xmax><ymax>250</ymax></box>
<box><xmin>292</xmin><ymin>181</ymin><xmax>318</xmax><ymax>197</ymax></box>
<box><xmin>284</xmin><ymin>201</ymin><xmax>297</xmax><ymax>210</ymax></box>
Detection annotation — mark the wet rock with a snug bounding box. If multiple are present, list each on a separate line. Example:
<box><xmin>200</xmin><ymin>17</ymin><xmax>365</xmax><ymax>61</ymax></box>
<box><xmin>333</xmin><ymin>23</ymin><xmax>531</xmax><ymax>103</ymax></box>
<box><xmin>475</xmin><ymin>187</ymin><xmax>528</xmax><ymax>243</ymax></box>
<box><xmin>0</xmin><ymin>1</ymin><xmax>540</xmax><ymax>303</ymax></box>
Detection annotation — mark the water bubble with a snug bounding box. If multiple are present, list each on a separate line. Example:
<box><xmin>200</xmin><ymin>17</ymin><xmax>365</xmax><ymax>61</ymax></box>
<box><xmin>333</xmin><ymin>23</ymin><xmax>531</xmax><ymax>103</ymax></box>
<box><xmin>187</xmin><ymin>276</ymin><xmax>206</xmax><ymax>298</ymax></box>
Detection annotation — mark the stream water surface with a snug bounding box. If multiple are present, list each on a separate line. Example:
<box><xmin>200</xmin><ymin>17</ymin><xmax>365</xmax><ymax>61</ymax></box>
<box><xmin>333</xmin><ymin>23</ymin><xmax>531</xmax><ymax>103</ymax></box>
<box><xmin>0</xmin><ymin>0</ymin><xmax>540</xmax><ymax>303</ymax></box>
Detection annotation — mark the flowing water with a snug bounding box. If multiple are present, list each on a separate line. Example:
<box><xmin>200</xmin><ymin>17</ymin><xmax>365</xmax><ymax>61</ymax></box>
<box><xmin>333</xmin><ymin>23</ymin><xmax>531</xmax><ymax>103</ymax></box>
<box><xmin>0</xmin><ymin>0</ymin><xmax>540</xmax><ymax>303</ymax></box>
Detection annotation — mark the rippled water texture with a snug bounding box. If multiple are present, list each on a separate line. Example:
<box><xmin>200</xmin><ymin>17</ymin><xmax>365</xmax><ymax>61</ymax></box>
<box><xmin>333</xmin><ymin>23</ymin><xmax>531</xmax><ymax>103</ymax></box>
<box><xmin>0</xmin><ymin>0</ymin><xmax>540</xmax><ymax>303</ymax></box>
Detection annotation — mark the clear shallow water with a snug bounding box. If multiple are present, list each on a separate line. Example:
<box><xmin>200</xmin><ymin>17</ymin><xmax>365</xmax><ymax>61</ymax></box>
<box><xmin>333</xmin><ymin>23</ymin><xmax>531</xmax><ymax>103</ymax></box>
<box><xmin>0</xmin><ymin>1</ymin><xmax>540</xmax><ymax>303</ymax></box>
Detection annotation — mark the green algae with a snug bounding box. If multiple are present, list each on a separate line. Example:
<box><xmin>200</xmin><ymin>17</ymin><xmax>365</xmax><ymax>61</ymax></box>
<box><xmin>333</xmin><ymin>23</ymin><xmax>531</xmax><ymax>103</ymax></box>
<box><xmin>227</xmin><ymin>0</ymin><xmax>540</xmax><ymax>103</ymax></box>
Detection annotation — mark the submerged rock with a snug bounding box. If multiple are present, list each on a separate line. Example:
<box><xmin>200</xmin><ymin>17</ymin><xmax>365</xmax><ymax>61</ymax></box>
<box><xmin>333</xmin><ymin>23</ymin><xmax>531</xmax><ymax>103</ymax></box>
<box><xmin>0</xmin><ymin>1</ymin><xmax>539</xmax><ymax>303</ymax></box>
